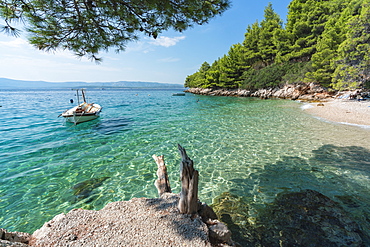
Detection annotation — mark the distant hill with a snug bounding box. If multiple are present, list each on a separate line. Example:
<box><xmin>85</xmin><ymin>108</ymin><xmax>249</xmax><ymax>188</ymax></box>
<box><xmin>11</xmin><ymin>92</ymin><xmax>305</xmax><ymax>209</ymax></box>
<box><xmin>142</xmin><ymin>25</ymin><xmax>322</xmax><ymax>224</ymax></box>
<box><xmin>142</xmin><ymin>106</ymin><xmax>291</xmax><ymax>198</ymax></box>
<box><xmin>0</xmin><ymin>78</ymin><xmax>184</xmax><ymax>89</ymax></box>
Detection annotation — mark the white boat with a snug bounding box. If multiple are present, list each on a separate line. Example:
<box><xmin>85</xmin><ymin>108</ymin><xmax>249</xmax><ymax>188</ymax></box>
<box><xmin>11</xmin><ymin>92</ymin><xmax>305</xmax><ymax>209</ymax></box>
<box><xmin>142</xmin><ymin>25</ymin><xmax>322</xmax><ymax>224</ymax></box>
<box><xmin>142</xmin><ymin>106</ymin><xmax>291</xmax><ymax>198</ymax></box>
<box><xmin>60</xmin><ymin>89</ymin><xmax>102</xmax><ymax>124</ymax></box>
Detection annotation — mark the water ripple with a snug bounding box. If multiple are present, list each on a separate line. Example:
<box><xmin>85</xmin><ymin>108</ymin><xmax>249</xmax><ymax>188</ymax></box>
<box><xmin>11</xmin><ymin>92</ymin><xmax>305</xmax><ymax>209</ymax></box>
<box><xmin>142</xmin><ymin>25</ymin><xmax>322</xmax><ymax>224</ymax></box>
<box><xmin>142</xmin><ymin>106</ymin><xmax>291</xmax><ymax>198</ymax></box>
<box><xmin>0</xmin><ymin>89</ymin><xmax>369</xmax><ymax>235</ymax></box>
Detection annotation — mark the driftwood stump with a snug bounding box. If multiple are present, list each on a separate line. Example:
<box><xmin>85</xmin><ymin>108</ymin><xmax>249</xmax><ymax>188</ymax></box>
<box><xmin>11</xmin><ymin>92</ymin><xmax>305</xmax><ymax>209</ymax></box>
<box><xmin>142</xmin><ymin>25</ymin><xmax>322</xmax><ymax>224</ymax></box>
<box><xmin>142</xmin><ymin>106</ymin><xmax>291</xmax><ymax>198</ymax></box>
<box><xmin>152</xmin><ymin>145</ymin><xmax>233</xmax><ymax>245</ymax></box>
<box><xmin>153</xmin><ymin>154</ymin><xmax>171</xmax><ymax>196</ymax></box>
<box><xmin>178</xmin><ymin>144</ymin><xmax>199</xmax><ymax>215</ymax></box>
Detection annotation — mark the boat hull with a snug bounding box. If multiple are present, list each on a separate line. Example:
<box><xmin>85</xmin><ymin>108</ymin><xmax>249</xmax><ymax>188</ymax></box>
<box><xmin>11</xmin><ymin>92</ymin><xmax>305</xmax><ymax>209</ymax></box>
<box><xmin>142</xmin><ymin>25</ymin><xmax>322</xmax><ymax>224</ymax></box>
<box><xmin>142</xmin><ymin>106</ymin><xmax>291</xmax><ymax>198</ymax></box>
<box><xmin>64</xmin><ymin>113</ymin><xmax>100</xmax><ymax>124</ymax></box>
<box><xmin>61</xmin><ymin>103</ymin><xmax>102</xmax><ymax>124</ymax></box>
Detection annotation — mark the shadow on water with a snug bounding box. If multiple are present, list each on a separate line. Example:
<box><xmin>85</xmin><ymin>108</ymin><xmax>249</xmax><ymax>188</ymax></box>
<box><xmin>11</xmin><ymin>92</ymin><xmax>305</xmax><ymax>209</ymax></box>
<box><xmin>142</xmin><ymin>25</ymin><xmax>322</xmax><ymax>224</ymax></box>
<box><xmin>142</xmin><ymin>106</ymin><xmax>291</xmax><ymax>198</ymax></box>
<box><xmin>311</xmin><ymin>144</ymin><xmax>370</xmax><ymax>172</ymax></box>
<box><xmin>211</xmin><ymin>144</ymin><xmax>370</xmax><ymax>246</ymax></box>
<box><xmin>93</xmin><ymin>117</ymin><xmax>132</xmax><ymax>135</ymax></box>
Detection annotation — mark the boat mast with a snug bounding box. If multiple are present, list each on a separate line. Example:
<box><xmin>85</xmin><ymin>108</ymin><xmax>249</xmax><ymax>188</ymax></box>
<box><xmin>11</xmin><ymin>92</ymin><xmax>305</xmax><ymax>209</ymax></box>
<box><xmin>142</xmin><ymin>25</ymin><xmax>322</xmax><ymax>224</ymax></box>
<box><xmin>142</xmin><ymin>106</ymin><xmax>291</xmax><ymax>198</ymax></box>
<box><xmin>76</xmin><ymin>89</ymin><xmax>80</xmax><ymax>105</ymax></box>
<box><xmin>81</xmin><ymin>89</ymin><xmax>87</xmax><ymax>103</ymax></box>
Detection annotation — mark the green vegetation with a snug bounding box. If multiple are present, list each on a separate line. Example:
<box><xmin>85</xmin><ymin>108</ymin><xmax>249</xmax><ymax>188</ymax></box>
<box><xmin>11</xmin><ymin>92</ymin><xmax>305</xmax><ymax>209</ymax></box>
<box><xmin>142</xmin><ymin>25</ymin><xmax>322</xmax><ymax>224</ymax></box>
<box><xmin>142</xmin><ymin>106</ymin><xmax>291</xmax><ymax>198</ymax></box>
<box><xmin>0</xmin><ymin>0</ymin><xmax>230</xmax><ymax>61</ymax></box>
<box><xmin>185</xmin><ymin>0</ymin><xmax>370</xmax><ymax>90</ymax></box>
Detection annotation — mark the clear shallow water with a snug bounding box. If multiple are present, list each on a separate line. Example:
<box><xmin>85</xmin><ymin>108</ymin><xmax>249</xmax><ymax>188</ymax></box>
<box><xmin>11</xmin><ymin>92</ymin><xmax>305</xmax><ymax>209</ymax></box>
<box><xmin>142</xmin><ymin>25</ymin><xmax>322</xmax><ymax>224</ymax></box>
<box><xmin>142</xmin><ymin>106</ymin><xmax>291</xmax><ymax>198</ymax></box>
<box><xmin>1</xmin><ymin>89</ymin><xmax>370</xmax><ymax>236</ymax></box>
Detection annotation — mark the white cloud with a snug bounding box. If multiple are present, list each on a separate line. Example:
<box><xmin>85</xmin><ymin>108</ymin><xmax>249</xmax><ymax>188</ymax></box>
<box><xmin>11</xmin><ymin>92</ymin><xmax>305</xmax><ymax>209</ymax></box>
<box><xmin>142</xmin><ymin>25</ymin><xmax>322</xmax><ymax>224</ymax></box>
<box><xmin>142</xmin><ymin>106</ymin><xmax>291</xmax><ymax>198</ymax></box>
<box><xmin>0</xmin><ymin>37</ymin><xmax>30</xmax><ymax>48</ymax></box>
<box><xmin>0</xmin><ymin>36</ymin><xmax>123</xmax><ymax>82</ymax></box>
<box><xmin>119</xmin><ymin>35</ymin><xmax>186</xmax><ymax>54</ymax></box>
<box><xmin>0</xmin><ymin>37</ymin><xmax>77</xmax><ymax>60</ymax></box>
<box><xmin>125</xmin><ymin>40</ymin><xmax>154</xmax><ymax>54</ymax></box>
<box><xmin>148</xmin><ymin>36</ymin><xmax>186</xmax><ymax>47</ymax></box>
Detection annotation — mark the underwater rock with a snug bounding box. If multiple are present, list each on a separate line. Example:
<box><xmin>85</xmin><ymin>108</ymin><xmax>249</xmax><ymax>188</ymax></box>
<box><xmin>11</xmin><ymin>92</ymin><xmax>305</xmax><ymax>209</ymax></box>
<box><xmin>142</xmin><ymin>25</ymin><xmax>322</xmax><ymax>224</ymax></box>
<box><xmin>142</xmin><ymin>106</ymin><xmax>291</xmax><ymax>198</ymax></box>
<box><xmin>71</xmin><ymin>177</ymin><xmax>110</xmax><ymax>202</ymax></box>
<box><xmin>212</xmin><ymin>190</ymin><xmax>365</xmax><ymax>247</ymax></box>
<box><xmin>258</xmin><ymin>189</ymin><xmax>364</xmax><ymax>246</ymax></box>
<box><xmin>211</xmin><ymin>192</ymin><xmax>254</xmax><ymax>245</ymax></box>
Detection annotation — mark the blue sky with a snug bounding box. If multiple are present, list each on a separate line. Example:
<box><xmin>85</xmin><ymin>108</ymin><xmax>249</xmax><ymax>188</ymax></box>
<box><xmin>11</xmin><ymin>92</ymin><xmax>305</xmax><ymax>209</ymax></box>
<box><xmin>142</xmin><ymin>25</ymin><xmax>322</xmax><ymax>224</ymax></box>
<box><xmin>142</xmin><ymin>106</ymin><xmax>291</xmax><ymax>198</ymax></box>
<box><xmin>0</xmin><ymin>0</ymin><xmax>291</xmax><ymax>85</ymax></box>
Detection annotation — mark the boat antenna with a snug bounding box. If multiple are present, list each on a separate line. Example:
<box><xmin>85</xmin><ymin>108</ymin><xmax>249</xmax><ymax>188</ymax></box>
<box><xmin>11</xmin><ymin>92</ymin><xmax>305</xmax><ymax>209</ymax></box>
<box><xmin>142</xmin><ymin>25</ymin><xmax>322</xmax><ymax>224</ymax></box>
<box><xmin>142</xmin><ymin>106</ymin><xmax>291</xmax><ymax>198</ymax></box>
<box><xmin>81</xmin><ymin>89</ymin><xmax>87</xmax><ymax>103</ymax></box>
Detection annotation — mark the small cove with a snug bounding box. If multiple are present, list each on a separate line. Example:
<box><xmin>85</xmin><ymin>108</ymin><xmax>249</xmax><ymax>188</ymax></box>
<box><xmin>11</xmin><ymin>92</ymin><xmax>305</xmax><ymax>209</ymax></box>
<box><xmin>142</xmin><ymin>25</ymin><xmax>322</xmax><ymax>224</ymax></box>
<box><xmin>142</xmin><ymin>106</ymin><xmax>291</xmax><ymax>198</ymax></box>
<box><xmin>0</xmin><ymin>89</ymin><xmax>369</xmax><ymax>242</ymax></box>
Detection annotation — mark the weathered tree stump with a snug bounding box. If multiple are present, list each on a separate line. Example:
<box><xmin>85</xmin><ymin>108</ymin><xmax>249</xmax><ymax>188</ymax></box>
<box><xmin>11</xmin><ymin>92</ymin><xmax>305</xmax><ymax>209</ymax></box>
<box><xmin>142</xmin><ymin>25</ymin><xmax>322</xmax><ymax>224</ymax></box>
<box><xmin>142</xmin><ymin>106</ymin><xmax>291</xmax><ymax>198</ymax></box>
<box><xmin>152</xmin><ymin>145</ymin><xmax>233</xmax><ymax>245</ymax></box>
<box><xmin>178</xmin><ymin>144</ymin><xmax>199</xmax><ymax>215</ymax></box>
<box><xmin>153</xmin><ymin>154</ymin><xmax>172</xmax><ymax>196</ymax></box>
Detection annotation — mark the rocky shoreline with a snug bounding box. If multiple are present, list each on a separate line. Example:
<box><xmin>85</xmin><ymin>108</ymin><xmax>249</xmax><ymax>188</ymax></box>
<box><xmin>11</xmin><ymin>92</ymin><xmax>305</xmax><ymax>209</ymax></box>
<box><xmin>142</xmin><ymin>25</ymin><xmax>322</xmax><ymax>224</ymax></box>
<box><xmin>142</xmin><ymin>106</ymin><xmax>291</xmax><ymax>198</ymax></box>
<box><xmin>1</xmin><ymin>194</ymin><xmax>222</xmax><ymax>247</ymax></box>
<box><xmin>185</xmin><ymin>84</ymin><xmax>370</xmax><ymax>128</ymax></box>
<box><xmin>184</xmin><ymin>83</ymin><xmax>335</xmax><ymax>100</ymax></box>
<box><xmin>2</xmin><ymin>189</ymin><xmax>368</xmax><ymax>246</ymax></box>
<box><xmin>185</xmin><ymin>83</ymin><xmax>370</xmax><ymax>101</ymax></box>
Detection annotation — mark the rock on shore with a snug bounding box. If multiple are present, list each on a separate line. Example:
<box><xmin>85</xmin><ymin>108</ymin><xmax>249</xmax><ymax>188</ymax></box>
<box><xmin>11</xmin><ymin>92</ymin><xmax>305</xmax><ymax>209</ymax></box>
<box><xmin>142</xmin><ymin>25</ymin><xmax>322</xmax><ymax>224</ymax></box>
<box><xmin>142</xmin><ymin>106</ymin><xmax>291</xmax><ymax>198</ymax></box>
<box><xmin>185</xmin><ymin>83</ymin><xmax>334</xmax><ymax>100</ymax></box>
<box><xmin>2</xmin><ymin>193</ymin><xmax>225</xmax><ymax>247</ymax></box>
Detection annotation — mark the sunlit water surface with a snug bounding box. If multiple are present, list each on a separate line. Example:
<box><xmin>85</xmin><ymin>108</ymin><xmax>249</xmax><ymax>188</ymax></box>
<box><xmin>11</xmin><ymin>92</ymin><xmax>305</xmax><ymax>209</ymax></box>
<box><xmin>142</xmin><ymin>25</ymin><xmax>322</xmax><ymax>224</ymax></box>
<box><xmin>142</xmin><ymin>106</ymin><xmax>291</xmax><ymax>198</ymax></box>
<box><xmin>1</xmin><ymin>89</ymin><xmax>369</xmax><ymax>237</ymax></box>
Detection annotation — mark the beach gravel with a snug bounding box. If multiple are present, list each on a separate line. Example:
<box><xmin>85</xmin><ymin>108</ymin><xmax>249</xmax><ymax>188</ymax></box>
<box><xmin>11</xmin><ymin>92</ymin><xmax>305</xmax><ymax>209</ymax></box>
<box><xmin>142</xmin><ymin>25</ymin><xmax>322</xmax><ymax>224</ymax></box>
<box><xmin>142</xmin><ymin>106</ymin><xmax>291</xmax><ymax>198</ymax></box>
<box><xmin>29</xmin><ymin>193</ymin><xmax>212</xmax><ymax>246</ymax></box>
<box><xmin>304</xmin><ymin>99</ymin><xmax>370</xmax><ymax>127</ymax></box>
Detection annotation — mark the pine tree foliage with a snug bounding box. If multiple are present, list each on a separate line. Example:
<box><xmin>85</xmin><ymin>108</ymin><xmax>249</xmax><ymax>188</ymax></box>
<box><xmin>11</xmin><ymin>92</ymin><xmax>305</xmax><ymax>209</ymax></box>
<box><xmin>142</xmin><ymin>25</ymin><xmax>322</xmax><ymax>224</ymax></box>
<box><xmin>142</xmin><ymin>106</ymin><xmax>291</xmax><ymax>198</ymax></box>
<box><xmin>332</xmin><ymin>1</ymin><xmax>370</xmax><ymax>89</ymax></box>
<box><xmin>243</xmin><ymin>21</ymin><xmax>262</xmax><ymax>68</ymax></box>
<box><xmin>0</xmin><ymin>0</ymin><xmax>230</xmax><ymax>60</ymax></box>
<box><xmin>258</xmin><ymin>3</ymin><xmax>283</xmax><ymax>66</ymax></box>
<box><xmin>186</xmin><ymin>0</ymin><xmax>370</xmax><ymax>90</ymax></box>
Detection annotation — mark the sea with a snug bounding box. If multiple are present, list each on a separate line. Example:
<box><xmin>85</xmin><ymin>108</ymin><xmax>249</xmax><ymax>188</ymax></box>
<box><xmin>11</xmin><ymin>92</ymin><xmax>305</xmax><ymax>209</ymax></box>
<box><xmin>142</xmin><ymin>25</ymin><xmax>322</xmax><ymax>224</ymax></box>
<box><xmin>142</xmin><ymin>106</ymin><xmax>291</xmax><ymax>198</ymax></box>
<box><xmin>1</xmin><ymin>89</ymin><xmax>370</xmax><ymax>238</ymax></box>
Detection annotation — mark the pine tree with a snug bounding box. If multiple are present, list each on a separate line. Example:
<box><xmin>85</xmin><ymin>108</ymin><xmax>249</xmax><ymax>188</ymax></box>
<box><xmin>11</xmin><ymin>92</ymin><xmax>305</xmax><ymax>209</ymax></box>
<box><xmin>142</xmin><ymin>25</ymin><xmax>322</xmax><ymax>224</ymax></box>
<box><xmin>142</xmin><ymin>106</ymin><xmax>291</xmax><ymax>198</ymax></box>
<box><xmin>258</xmin><ymin>3</ymin><xmax>283</xmax><ymax>66</ymax></box>
<box><xmin>216</xmin><ymin>44</ymin><xmax>247</xmax><ymax>88</ymax></box>
<box><xmin>243</xmin><ymin>22</ymin><xmax>262</xmax><ymax>68</ymax></box>
<box><xmin>0</xmin><ymin>0</ymin><xmax>230</xmax><ymax>60</ymax></box>
<box><xmin>304</xmin><ymin>0</ymin><xmax>352</xmax><ymax>86</ymax></box>
<box><xmin>332</xmin><ymin>1</ymin><xmax>370</xmax><ymax>89</ymax></box>
<box><xmin>284</xmin><ymin>0</ymin><xmax>333</xmax><ymax>61</ymax></box>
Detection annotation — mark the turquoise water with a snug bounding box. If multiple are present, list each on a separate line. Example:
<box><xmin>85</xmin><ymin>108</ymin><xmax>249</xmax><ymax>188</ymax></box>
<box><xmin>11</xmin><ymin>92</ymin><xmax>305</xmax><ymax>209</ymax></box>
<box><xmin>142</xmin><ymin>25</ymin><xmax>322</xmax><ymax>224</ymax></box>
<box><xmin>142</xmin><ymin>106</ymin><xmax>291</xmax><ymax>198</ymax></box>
<box><xmin>1</xmin><ymin>89</ymin><xmax>370</xmax><ymax>236</ymax></box>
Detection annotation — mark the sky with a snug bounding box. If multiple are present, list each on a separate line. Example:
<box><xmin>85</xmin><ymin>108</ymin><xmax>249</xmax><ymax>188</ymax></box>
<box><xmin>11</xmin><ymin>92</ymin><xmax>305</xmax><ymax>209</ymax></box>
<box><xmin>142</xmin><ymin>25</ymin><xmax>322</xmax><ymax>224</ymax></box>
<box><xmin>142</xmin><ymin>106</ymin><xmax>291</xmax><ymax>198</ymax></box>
<box><xmin>0</xmin><ymin>0</ymin><xmax>292</xmax><ymax>85</ymax></box>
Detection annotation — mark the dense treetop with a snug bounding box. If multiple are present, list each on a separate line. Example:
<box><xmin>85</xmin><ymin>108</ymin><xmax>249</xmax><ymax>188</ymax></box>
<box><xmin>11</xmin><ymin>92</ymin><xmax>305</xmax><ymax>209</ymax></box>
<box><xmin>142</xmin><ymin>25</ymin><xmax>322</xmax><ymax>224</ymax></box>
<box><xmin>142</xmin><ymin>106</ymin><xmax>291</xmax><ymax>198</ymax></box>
<box><xmin>185</xmin><ymin>0</ymin><xmax>370</xmax><ymax>90</ymax></box>
<box><xmin>0</xmin><ymin>0</ymin><xmax>230</xmax><ymax>61</ymax></box>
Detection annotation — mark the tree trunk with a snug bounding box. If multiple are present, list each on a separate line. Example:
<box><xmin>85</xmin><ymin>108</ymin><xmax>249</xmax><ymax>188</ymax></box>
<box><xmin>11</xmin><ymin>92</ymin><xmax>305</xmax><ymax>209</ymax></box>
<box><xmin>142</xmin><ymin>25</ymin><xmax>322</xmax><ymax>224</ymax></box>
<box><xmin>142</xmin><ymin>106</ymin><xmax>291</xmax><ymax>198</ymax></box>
<box><xmin>152</xmin><ymin>154</ymin><xmax>171</xmax><ymax>196</ymax></box>
<box><xmin>177</xmin><ymin>144</ymin><xmax>199</xmax><ymax>215</ymax></box>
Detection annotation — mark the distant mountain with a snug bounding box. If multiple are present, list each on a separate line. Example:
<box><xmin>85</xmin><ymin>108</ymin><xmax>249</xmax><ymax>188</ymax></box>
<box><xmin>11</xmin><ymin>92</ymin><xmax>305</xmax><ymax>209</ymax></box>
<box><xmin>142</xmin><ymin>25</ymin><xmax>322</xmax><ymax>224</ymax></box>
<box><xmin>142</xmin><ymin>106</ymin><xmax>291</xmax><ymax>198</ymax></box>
<box><xmin>0</xmin><ymin>78</ymin><xmax>184</xmax><ymax>89</ymax></box>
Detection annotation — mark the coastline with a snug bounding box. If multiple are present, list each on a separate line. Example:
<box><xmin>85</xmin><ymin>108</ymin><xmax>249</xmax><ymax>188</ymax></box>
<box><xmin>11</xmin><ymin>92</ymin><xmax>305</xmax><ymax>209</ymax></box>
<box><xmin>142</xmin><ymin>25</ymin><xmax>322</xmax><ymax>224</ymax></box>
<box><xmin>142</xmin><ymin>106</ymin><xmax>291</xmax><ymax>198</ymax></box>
<box><xmin>2</xmin><ymin>88</ymin><xmax>370</xmax><ymax>246</ymax></box>
<box><xmin>185</xmin><ymin>86</ymin><xmax>370</xmax><ymax>129</ymax></box>
<box><xmin>301</xmin><ymin>99</ymin><xmax>370</xmax><ymax>128</ymax></box>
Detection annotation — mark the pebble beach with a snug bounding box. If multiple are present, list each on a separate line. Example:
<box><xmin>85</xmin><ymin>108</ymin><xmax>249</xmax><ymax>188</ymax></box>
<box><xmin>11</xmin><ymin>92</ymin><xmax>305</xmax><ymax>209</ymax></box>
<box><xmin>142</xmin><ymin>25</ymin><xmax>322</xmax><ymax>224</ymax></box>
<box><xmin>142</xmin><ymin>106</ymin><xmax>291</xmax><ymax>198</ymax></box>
<box><xmin>303</xmin><ymin>99</ymin><xmax>370</xmax><ymax>128</ymax></box>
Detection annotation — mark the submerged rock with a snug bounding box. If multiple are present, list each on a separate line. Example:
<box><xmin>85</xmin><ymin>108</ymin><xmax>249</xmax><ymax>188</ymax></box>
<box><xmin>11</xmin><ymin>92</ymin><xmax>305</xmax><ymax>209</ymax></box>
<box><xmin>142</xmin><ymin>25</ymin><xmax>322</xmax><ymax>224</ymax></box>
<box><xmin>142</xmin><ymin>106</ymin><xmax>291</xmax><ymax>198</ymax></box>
<box><xmin>212</xmin><ymin>189</ymin><xmax>365</xmax><ymax>247</ymax></box>
<box><xmin>71</xmin><ymin>177</ymin><xmax>110</xmax><ymax>202</ymax></box>
<box><xmin>258</xmin><ymin>189</ymin><xmax>363</xmax><ymax>246</ymax></box>
<box><xmin>212</xmin><ymin>192</ymin><xmax>254</xmax><ymax>245</ymax></box>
